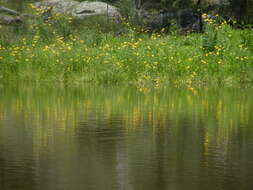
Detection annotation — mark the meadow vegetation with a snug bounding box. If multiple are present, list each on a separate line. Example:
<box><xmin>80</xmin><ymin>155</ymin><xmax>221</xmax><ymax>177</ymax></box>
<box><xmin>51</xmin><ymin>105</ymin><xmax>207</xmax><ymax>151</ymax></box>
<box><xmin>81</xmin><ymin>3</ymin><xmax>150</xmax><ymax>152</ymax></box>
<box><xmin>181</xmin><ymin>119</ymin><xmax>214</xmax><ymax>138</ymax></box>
<box><xmin>0</xmin><ymin>4</ymin><xmax>252</xmax><ymax>87</ymax></box>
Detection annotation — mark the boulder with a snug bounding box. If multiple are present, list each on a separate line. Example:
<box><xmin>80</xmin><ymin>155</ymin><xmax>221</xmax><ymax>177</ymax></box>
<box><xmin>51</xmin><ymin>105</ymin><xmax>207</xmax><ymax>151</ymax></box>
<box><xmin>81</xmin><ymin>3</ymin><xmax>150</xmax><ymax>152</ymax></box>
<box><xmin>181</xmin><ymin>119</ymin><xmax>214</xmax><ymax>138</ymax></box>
<box><xmin>0</xmin><ymin>6</ymin><xmax>23</xmax><ymax>25</ymax></box>
<box><xmin>0</xmin><ymin>15</ymin><xmax>23</xmax><ymax>25</ymax></box>
<box><xmin>0</xmin><ymin>6</ymin><xmax>20</xmax><ymax>16</ymax></box>
<box><xmin>34</xmin><ymin>0</ymin><xmax>121</xmax><ymax>21</ymax></box>
<box><xmin>72</xmin><ymin>2</ymin><xmax>120</xmax><ymax>19</ymax></box>
<box><xmin>35</xmin><ymin>1</ymin><xmax>79</xmax><ymax>14</ymax></box>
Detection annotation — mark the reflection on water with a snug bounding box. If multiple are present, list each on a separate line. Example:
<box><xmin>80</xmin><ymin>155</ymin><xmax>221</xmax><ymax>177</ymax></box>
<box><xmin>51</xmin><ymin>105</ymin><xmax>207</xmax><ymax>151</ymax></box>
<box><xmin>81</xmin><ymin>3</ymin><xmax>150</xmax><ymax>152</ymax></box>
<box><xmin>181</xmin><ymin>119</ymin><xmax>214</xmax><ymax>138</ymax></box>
<box><xmin>0</xmin><ymin>83</ymin><xmax>253</xmax><ymax>190</ymax></box>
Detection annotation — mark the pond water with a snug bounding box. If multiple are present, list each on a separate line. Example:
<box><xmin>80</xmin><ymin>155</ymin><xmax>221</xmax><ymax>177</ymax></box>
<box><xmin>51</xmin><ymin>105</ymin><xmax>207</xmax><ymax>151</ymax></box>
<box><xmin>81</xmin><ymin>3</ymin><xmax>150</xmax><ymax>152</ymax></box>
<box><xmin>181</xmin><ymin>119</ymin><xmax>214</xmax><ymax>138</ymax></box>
<box><xmin>0</xmin><ymin>82</ymin><xmax>253</xmax><ymax>190</ymax></box>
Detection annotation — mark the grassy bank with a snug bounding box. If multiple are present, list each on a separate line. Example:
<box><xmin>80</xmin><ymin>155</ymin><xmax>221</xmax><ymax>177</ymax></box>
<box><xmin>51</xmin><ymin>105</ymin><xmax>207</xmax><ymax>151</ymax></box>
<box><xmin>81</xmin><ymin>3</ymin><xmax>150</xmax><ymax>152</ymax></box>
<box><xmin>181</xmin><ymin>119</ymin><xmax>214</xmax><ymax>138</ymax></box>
<box><xmin>0</xmin><ymin>9</ymin><xmax>253</xmax><ymax>87</ymax></box>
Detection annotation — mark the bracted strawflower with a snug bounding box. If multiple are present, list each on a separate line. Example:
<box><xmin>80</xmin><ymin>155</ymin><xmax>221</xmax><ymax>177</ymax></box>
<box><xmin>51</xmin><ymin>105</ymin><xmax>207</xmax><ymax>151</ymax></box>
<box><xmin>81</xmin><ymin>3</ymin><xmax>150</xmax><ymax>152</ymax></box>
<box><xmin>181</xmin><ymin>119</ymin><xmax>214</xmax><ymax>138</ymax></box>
<box><xmin>239</xmin><ymin>44</ymin><xmax>244</xmax><ymax>49</ymax></box>
<box><xmin>191</xmin><ymin>72</ymin><xmax>197</xmax><ymax>77</ymax></box>
<box><xmin>161</xmin><ymin>28</ymin><xmax>165</xmax><ymax>33</ymax></box>
<box><xmin>43</xmin><ymin>45</ymin><xmax>50</xmax><ymax>52</ymax></box>
<box><xmin>201</xmin><ymin>60</ymin><xmax>208</xmax><ymax>64</ymax></box>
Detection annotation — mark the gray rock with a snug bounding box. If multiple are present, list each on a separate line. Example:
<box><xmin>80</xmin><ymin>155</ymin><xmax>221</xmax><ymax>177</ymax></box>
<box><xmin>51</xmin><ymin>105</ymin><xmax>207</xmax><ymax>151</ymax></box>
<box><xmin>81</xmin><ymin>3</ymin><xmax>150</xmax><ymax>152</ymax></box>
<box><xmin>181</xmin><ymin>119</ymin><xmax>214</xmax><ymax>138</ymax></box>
<box><xmin>72</xmin><ymin>2</ymin><xmax>120</xmax><ymax>19</ymax></box>
<box><xmin>0</xmin><ymin>6</ymin><xmax>23</xmax><ymax>25</ymax></box>
<box><xmin>34</xmin><ymin>0</ymin><xmax>121</xmax><ymax>21</ymax></box>
<box><xmin>35</xmin><ymin>1</ymin><xmax>79</xmax><ymax>14</ymax></box>
<box><xmin>0</xmin><ymin>6</ymin><xmax>20</xmax><ymax>16</ymax></box>
<box><xmin>0</xmin><ymin>15</ymin><xmax>23</xmax><ymax>25</ymax></box>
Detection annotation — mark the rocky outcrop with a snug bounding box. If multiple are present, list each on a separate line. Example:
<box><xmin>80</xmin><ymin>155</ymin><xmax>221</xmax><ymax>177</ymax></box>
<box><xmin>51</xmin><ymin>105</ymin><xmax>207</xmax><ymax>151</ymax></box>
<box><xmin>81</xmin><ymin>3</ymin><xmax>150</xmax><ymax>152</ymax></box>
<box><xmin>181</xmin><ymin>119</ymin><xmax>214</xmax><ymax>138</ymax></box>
<box><xmin>0</xmin><ymin>6</ymin><xmax>23</xmax><ymax>25</ymax></box>
<box><xmin>0</xmin><ymin>15</ymin><xmax>22</xmax><ymax>25</ymax></box>
<box><xmin>72</xmin><ymin>2</ymin><xmax>120</xmax><ymax>19</ymax></box>
<box><xmin>34</xmin><ymin>0</ymin><xmax>121</xmax><ymax>21</ymax></box>
<box><xmin>0</xmin><ymin>6</ymin><xmax>20</xmax><ymax>16</ymax></box>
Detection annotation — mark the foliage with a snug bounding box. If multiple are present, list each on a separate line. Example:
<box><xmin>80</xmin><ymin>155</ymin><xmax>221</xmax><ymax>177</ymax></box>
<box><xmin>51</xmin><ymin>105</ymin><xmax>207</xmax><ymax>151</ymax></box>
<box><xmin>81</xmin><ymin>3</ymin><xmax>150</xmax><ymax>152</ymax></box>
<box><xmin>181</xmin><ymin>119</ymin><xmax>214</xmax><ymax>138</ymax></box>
<box><xmin>0</xmin><ymin>4</ymin><xmax>253</xmax><ymax>87</ymax></box>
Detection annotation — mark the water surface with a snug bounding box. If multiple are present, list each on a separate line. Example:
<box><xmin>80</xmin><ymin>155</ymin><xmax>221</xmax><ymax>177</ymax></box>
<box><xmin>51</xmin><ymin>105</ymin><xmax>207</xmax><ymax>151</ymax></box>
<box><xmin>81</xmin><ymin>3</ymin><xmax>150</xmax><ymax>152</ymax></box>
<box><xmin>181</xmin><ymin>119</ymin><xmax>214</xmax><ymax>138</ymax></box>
<box><xmin>0</xmin><ymin>83</ymin><xmax>253</xmax><ymax>190</ymax></box>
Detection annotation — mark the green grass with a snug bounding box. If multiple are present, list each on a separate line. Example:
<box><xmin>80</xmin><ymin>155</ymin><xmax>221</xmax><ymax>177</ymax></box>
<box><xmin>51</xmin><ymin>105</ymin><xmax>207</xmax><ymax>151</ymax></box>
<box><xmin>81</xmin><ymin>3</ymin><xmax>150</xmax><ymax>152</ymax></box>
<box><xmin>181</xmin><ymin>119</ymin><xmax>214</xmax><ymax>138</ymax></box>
<box><xmin>0</xmin><ymin>9</ymin><xmax>253</xmax><ymax>87</ymax></box>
